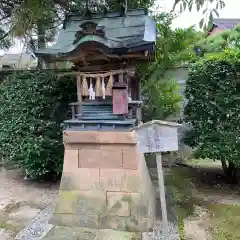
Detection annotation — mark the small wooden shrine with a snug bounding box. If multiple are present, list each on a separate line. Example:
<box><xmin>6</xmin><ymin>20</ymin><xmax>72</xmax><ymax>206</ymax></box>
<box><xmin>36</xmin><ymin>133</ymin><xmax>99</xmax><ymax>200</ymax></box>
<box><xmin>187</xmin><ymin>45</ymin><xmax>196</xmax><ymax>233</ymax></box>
<box><xmin>35</xmin><ymin>8</ymin><xmax>156</xmax><ymax>131</ymax></box>
<box><xmin>35</xmin><ymin>8</ymin><xmax>157</xmax><ymax>239</ymax></box>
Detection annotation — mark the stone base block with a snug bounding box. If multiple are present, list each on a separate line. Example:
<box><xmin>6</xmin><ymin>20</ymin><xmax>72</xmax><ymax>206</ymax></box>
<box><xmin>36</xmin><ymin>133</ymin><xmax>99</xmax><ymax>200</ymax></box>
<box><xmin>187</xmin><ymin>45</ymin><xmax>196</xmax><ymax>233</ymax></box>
<box><xmin>54</xmin><ymin>191</ymin><xmax>106</xmax><ymax>215</ymax></box>
<box><xmin>44</xmin><ymin>226</ymin><xmax>144</xmax><ymax>240</ymax></box>
<box><xmin>50</xmin><ymin>213</ymin><xmax>98</xmax><ymax>228</ymax></box>
<box><xmin>49</xmin><ymin>131</ymin><xmax>155</xmax><ymax>234</ymax></box>
<box><xmin>99</xmin><ymin>215</ymin><xmax>153</xmax><ymax>232</ymax></box>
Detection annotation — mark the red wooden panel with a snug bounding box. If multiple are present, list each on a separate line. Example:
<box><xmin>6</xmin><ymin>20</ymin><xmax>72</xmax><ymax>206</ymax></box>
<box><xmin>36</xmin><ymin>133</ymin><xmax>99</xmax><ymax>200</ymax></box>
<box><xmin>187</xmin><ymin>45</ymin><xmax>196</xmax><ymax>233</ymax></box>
<box><xmin>112</xmin><ymin>88</ymin><xmax>128</xmax><ymax>114</ymax></box>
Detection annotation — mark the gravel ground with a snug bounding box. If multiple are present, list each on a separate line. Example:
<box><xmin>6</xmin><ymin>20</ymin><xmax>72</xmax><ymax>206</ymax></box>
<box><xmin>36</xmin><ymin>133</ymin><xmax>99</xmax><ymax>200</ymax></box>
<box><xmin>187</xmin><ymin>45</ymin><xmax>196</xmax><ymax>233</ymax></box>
<box><xmin>0</xmin><ymin>168</ymin><xmax>58</xmax><ymax>240</ymax></box>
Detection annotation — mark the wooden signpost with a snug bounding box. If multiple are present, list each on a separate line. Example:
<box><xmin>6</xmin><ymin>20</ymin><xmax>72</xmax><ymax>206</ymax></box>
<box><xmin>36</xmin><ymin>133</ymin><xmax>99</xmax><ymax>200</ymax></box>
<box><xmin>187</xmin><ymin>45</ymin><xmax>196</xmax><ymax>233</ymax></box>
<box><xmin>133</xmin><ymin>120</ymin><xmax>181</xmax><ymax>240</ymax></box>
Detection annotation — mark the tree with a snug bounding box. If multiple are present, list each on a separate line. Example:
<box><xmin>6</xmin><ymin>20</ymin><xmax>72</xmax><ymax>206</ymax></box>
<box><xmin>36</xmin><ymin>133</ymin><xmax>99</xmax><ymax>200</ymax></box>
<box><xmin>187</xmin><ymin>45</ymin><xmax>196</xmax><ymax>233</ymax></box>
<box><xmin>142</xmin><ymin>77</ymin><xmax>182</xmax><ymax>121</ymax></box>
<box><xmin>0</xmin><ymin>71</ymin><xmax>77</xmax><ymax>179</ymax></box>
<box><xmin>197</xmin><ymin>24</ymin><xmax>240</xmax><ymax>54</ymax></box>
<box><xmin>145</xmin><ymin>13</ymin><xmax>205</xmax><ymax>78</ymax></box>
<box><xmin>0</xmin><ymin>0</ymin><xmax>156</xmax><ymax>47</ymax></box>
<box><xmin>140</xmin><ymin>13</ymin><xmax>204</xmax><ymax>121</ymax></box>
<box><xmin>0</xmin><ymin>0</ymin><xmax>156</xmax><ymax>68</ymax></box>
<box><xmin>173</xmin><ymin>0</ymin><xmax>225</xmax><ymax>12</ymax></box>
<box><xmin>0</xmin><ymin>27</ymin><xmax>11</xmax><ymax>50</ymax></box>
<box><xmin>173</xmin><ymin>0</ymin><xmax>226</xmax><ymax>28</ymax></box>
<box><xmin>184</xmin><ymin>50</ymin><xmax>240</xmax><ymax>183</ymax></box>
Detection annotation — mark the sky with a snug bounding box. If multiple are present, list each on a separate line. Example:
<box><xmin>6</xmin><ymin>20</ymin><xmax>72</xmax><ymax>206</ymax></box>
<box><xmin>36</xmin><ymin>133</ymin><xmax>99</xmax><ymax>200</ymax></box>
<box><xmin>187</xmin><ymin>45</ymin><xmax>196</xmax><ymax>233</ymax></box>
<box><xmin>1</xmin><ymin>0</ymin><xmax>239</xmax><ymax>55</ymax></box>
<box><xmin>164</xmin><ymin>0</ymin><xmax>240</xmax><ymax>29</ymax></box>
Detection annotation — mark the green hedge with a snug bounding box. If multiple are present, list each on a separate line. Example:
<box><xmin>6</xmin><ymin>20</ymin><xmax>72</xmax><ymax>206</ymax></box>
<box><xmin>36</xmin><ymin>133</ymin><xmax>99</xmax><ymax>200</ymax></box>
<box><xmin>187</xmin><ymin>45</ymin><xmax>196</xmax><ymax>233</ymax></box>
<box><xmin>184</xmin><ymin>50</ymin><xmax>240</xmax><ymax>179</ymax></box>
<box><xmin>0</xmin><ymin>70</ymin><xmax>77</xmax><ymax>179</ymax></box>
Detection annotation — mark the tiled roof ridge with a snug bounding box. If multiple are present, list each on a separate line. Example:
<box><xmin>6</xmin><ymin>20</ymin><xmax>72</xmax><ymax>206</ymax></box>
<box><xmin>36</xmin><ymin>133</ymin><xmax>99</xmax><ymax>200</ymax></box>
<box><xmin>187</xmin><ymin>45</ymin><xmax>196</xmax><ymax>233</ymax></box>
<box><xmin>212</xmin><ymin>18</ymin><xmax>240</xmax><ymax>30</ymax></box>
<box><xmin>213</xmin><ymin>18</ymin><xmax>240</xmax><ymax>25</ymax></box>
<box><xmin>66</xmin><ymin>8</ymin><xmax>148</xmax><ymax>20</ymax></box>
<box><xmin>214</xmin><ymin>18</ymin><xmax>240</xmax><ymax>20</ymax></box>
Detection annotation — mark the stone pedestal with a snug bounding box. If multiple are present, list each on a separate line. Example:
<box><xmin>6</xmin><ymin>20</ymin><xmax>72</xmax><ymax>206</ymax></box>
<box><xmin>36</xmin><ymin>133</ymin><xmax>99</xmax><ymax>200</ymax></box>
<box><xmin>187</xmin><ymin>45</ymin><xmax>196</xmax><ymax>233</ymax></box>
<box><xmin>45</xmin><ymin>131</ymin><xmax>155</xmax><ymax>240</ymax></box>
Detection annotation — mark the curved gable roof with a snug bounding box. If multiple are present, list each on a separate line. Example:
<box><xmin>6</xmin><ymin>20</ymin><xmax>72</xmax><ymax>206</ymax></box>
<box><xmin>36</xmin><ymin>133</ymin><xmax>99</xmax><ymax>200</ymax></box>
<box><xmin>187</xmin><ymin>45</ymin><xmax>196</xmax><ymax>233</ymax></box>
<box><xmin>35</xmin><ymin>9</ymin><xmax>156</xmax><ymax>58</ymax></box>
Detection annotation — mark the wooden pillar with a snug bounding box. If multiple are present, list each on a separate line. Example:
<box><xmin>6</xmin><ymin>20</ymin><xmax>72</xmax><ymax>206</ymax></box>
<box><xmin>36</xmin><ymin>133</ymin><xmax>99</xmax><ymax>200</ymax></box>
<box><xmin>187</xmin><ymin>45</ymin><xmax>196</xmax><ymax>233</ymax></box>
<box><xmin>76</xmin><ymin>75</ymin><xmax>83</xmax><ymax>117</ymax></box>
<box><xmin>131</xmin><ymin>76</ymin><xmax>141</xmax><ymax>101</ymax></box>
<box><xmin>76</xmin><ymin>75</ymin><xmax>82</xmax><ymax>102</ymax></box>
<box><xmin>119</xmin><ymin>72</ymin><xmax>124</xmax><ymax>84</ymax></box>
<box><xmin>127</xmin><ymin>75</ymin><xmax>132</xmax><ymax>100</ymax></box>
<box><xmin>130</xmin><ymin>77</ymin><xmax>137</xmax><ymax>101</ymax></box>
<box><xmin>137</xmin><ymin>76</ymin><xmax>141</xmax><ymax>100</ymax></box>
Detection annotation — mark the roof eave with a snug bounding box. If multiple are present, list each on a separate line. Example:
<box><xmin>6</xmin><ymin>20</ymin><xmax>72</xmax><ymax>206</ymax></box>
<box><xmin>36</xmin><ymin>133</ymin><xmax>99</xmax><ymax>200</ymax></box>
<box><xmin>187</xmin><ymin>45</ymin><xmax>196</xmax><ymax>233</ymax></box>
<box><xmin>35</xmin><ymin>40</ymin><xmax>155</xmax><ymax>59</ymax></box>
<box><xmin>66</xmin><ymin>8</ymin><xmax>148</xmax><ymax>20</ymax></box>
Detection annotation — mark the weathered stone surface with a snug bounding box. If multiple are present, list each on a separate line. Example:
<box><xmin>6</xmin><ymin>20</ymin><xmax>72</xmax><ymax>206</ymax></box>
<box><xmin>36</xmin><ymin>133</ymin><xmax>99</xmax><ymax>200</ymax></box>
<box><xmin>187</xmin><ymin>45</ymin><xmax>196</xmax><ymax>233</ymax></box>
<box><xmin>44</xmin><ymin>227</ymin><xmax>143</xmax><ymax>240</ymax></box>
<box><xmin>130</xmin><ymin>193</ymin><xmax>148</xmax><ymax>217</ymax></box>
<box><xmin>63</xmin><ymin>150</ymin><xmax>79</xmax><ymax>171</ymax></box>
<box><xmin>139</xmin><ymin>154</ymin><xmax>156</xmax><ymax>221</ymax></box>
<box><xmin>99</xmin><ymin>144</ymin><xmax>135</xmax><ymax>150</ymax></box>
<box><xmin>98</xmin><ymin>132</ymin><xmax>136</xmax><ymax>144</ymax></box>
<box><xmin>52</xmin><ymin>130</ymin><xmax>156</xmax><ymax>236</ymax></box>
<box><xmin>63</xmin><ymin>131</ymin><xmax>99</xmax><ymax>144</ymax></box>
<box><xmin>66</xmin><ymin>143</ymin><xmax>135</xmax><ymax>151</ymax></box>
<box><xmin>99</xmin><ymin>215</ymin><xmax>152</xmax><ymax>232</ymax></box>
<box><xmin>55</xmin><ymin>191</ymin><xmax>106</xmax><ymax>215</ymax></box>
<box><xmin>50</xmin><ymin>213</ymin><xmax>99</xmax><ymax>228</ymax></box>
<box><xmin>99</xmin><ymin>169</ymin><xmax>123</xmax><ymax>191</ymax></box>
<box><xmin>44</xmin><ymin>227</ymin><xmax>77</xmax><ymax>240</ymax></box>
<box><xmin>65</xmin><ymin>143</ymin><xmax>100</xmax><ymax>150</ymax></box>
<box><xmin>79</xmin><ymin>149</ymin><xmax>123</xmax><ymax>168</ymax></box>
<box><xmin>98</xmin><ymin>229</ymin><xmax>142</xmax><ymax>240</ymax></box>
<box><xmin>63</xmin><ymin>131</ymin><xmax>136</xmax><ymax>144</ymax></box>
<box><xmin>60</xmin><ymin>168</ymin><xmax>100</xmax><ymax>191</ymax></box>
<box><xmin>106</xmin><ymin>192</ymin><xmax>131</xmax><ymax>217</ymax></box>
<box><xmin>100</xmin><ymin>169</ymin><xmax>141</xmax><ymax>192</ymax></box>
<box><xmin>44</xmin><ymin>226</ymin><xmax>97</xmax><ymax>240</ymax></box>
<box><xmin>54</xmin><ymin>191</ymin><xmax>77</xmax><ymax>214</ymax></box>
<box><xmin>122</xmin><ymin>149</ymin><xmax>139</xmax><ymax>170</ymax></box>
<box><xmin>121</xmin><ymin>170</ymin><xmax>142</xmax><ymax>192</ymax></box>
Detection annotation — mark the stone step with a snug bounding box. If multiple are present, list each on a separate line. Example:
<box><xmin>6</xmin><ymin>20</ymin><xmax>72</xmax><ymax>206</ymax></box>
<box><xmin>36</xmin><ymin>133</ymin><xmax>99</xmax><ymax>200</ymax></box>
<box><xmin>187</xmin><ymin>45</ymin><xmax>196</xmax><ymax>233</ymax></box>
<box><xmin>82</xmin><ymin>109</ymin><xmax>113</xmax><ymax>113</ymax></box>
<box><xmin>83</xmin><ymin>101</ymin><xmax>112</xmax><ymax>106</ymax></box>
<box><xmin>82</xmin><ymin>106</ymin><xmax>113</xmax><ymax>112</ymax></box>
<box><xmin>65</xmin><ymin>119</ymin><xmax>136</xmax><ymax>125</ymax></box>
<box><xmin>78</xmin><ymin>115</ymin><xmax>123</xmax><ymax>120</ymax></box>
<box><xmin>81</xmin><ymin>112</ymin><xmax>116</xmax><ymax>116</ymax></box>
<box><xmin>64</xmin><ymin>119</ymin><xmax>136</xmax><ymax>131</ymax></box>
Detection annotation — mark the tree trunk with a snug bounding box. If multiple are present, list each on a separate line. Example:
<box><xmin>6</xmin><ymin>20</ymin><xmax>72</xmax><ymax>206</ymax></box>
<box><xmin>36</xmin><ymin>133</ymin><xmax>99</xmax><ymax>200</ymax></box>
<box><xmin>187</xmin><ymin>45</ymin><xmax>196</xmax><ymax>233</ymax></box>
<box><xmin>221</xmin><ymin>159</ymin><xmax>237</xmax><ymax>184</ymax></box>
<box><xmin>37</xmin><ymin>23</ymin><xmax>46</xmax><ymax>69</ymax></box>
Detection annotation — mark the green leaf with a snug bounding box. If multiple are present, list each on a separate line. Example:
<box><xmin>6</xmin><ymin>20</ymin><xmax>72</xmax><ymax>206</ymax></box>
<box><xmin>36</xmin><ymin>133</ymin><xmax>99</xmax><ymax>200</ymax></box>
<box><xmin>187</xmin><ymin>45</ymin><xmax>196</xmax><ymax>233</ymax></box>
<box><xmin>199</xmin><ymin>18</ymin><xmax>205</xmax><ymax>29</ymax></box>
<box><xmin>0</xmin><ymin>70</ymin><xmax>77</xmax><ymax>179</ymax></box>
<box><xmin>184</xmin><ymin>48</ymin><xmax>240</xmax><ymax>169</ymax></box>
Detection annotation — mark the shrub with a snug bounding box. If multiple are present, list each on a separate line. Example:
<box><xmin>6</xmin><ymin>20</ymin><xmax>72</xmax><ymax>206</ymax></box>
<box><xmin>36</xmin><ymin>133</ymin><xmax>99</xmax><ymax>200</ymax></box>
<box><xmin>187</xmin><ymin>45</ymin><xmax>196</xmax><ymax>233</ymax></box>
<box><xmin>184</xmin><ymin>50</ymin><xmax>240</xmax><ymax>182</ymax></box>
<box><xmin>0</xmin><ymin>70</ymin><xmax>77</xmax><ymax>179</ymax></box>
<box><xmin>142</xmin><ymin>77</ymin><xmax>182</xmax><ymax>122</ymax></box>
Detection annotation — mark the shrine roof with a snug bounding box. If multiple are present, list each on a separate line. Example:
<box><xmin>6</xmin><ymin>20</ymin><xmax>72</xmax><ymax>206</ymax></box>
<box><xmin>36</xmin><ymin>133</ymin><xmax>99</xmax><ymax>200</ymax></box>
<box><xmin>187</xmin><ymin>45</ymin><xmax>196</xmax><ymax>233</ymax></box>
<box><xmin>35</xmin><ymin>9</ymin><xmax>156</xmax><ymax>58</ymax></box>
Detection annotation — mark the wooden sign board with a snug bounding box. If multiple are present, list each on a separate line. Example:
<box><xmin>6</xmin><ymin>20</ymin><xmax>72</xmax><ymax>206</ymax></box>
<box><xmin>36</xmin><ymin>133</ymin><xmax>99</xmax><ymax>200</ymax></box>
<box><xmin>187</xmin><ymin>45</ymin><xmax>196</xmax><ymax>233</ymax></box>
<box><xmin>112</xmin><ymin>88</ymin><xmax>128</xmax><ymax>115</ymax></box>
<box><xmin>133</xmin><ymin>120</ymin><xmax>181</xmax><ymax>153</ymax></box>
<box><xmin>133</xmin><ymin>120</ymin><xmax>181</xmax><ymax>240</ymax></box>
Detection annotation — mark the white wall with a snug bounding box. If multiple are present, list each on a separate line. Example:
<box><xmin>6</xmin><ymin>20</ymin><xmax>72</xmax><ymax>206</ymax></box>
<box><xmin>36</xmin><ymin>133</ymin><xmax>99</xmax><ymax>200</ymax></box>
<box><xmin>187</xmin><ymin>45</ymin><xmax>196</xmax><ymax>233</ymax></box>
<box><xmin>164</xmin><ymin>67</ymin><xmax>189</xmax><ymax>121</ymax></box>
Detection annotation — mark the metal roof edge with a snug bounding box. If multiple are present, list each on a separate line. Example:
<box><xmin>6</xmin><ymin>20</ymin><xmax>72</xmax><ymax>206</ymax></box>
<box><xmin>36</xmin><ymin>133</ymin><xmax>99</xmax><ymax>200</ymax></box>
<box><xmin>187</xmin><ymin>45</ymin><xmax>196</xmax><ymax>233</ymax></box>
<box><xmin>35</xmin><ymin>38</ymin><xmax>155</xmax><ymax>58</ymax></box>
<box><xmin>66</xmin><ymin>8</ymin><xmax>148</xmax><ymax>21</ymax></box>
<box><xmin>130</xmin><ymin>120</ymin><xmax>182</xmax><ymax>131</ymax></box>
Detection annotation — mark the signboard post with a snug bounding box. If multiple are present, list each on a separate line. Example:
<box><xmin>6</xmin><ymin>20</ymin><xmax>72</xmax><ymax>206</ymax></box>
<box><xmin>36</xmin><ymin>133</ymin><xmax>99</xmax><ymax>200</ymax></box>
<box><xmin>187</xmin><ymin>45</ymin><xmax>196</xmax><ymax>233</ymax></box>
<box><xmin>133</xmin><ymin>120</ymin><xmax>181</xmax><ymax>240</ymax></box>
